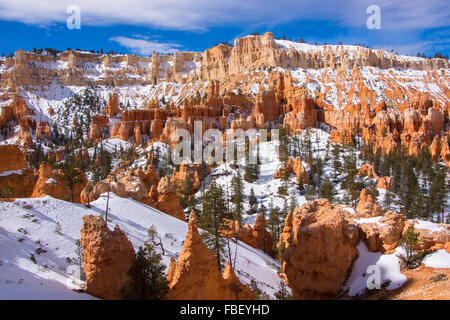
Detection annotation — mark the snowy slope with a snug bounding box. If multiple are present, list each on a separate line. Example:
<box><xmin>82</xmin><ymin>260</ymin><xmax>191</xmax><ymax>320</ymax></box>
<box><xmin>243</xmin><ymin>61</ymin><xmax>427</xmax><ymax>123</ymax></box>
<box><xmin>0</xmin><ymin>194</ymin><xmax>282</xmax><ymax>299</ymax></box>
<box><xmin>344</xmin><ymin>242</ymin><xmax>407</xmax><ymax>296</ymax></box>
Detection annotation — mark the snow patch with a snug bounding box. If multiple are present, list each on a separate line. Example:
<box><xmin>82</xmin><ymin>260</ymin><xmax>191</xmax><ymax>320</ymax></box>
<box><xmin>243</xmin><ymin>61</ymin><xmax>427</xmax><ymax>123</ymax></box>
<box><xmin>344</xmin><ymin>241</ymin><xmax>407</xmax><ymax>296</ymax></box>
<box><xmin>422</xmin><ymin>250</ymin><xmax>450</xmax><ymax>269</ymax></box>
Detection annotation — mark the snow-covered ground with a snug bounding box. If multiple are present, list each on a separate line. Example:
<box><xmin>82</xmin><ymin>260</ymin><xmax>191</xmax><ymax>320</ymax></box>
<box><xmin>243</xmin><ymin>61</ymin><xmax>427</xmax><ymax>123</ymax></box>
<box><xmin>344</xmin><ymin>242</ymin><xmax>407</xmax><ymax>296</ymax></box>
<box><xmin>0</xmin><ymin>194</ymin><xmax>283</xmax><ymax>299</ymax></box>
<box><xmin>422</xmin><ymin>250</ymin><xmax>450</xmax><ymax>269</ymax></box>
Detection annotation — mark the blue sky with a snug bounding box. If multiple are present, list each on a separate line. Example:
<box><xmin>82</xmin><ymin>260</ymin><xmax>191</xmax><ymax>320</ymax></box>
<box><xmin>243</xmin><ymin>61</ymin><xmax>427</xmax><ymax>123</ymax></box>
<box><xmin>0</xmin><ymin>0</ymin><xmax>448</xmax><ymax>57</ymax></box>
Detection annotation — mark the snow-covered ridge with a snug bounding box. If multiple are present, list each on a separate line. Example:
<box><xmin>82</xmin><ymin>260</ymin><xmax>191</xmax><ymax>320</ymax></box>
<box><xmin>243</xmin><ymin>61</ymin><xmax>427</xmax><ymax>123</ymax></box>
<box><xmin>275</xmin><ymin>39</ymin><xmax>447</xmax><ymax>63</ymax></box>
<box><xmin>0</xmin><ymin>194</ymin><xmax>282</xmax><ymax>299</ymax></box>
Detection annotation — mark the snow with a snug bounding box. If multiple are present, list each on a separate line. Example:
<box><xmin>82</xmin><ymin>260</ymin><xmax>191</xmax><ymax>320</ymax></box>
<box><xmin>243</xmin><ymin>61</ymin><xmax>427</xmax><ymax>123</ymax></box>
<box><xmin>0</xmin><ymin>194</ymin><xmax>283</xmax><ymax>299</ymax></box>
<box><xmin>354</xmin><ymin>216</ymin><xmax>385</xmax><ymax>227</ymax></box>
<box><xmin>0</xmin><ymin>169</ymin><xmax>24</xmax><ymax>177</ymax></box>
<box><xmin>411</xmin><ymin>220</ymin><xmax>448</xmax><ymax>234</ymax></box>
<box><xmin>422</xmin><ymin>250</ymin><xmax>450</xmax><ymax>269</ymax></box>
<box><xmin>343</xmin><ymin>207</ymin><xmax>356</xmax><ymax>215</ymax></box>
<box><xmin>45</xmin><ymin>178</ymin><xmax>56</xmax><ymax>184</ymax></box>
<box><xmin>344</xmin><ymin>241</ymin><xmax>407</xmax><ymax>296</ymax></box>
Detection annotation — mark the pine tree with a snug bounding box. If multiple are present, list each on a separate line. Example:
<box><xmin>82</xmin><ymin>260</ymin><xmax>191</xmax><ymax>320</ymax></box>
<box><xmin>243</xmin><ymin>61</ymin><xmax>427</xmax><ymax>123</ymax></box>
<box><xmin>296</xmin><ymin>172</ymin><xmax>305</xmax><ymax>193</ymax></box>
<box><xmin>55</xmin><ymin>163</ymin><xmax>84</xmax><ymax>202</ymax></box>
<box><xmin>120</xmin><ymin>246</ymin><xmax>169</xmax><ymax>300</ymax></box>
<box><xmin>244</xmin><ymin>162</ymin><xmax>260</xmax><ymax>183</ymax></box>
<box><xmin>289</xmin><ymin>195</ymin><xmax>297</xmax><ymax>214</ymax></box>
<box><xmin>319</xmin><ymin>177</ymin><xmax>335</xmax><ymax>202</ymax></box>
<box><xmin>274</xmin><ymin>280</ymin><xmax>291</xmax><ymax>300</ymax></box>
<box><xmin>331</xmin><ymin>143</ymin><xmax>342</xmax><ymax>181</ymax></box>
<box><xmin>248</xmin><ymin>188</ymin><xmax>258</xmax><ymax>215</ymax></box>
<box><xmin>230</xmin><ymin>172</ymin><xmax>244</xmax><ymax>221</ymax></box>
<box><xmin>400</xmin><ymin>158</ymin><xmax>419</xmax><ymax>217</ymax></box>
<box><xmin>397</xmin><ymin>225</ymin><xmax>422</xmax><ymax>269</ymax></box>
<box><xmin>268</xmin><ymin>200</ymin><xmax>281</xmax><ymax>242</ymax></box>
<box><xmin>427</xmin><ymin>165</ymin><xmax>447</xmax><ymax>222</ymax></box>
<box><xmin>383</xmin><ymin>190</ymin><xmax>392</xmax><ymax>211</ymax></box>
<box><xmin>258</xmin><ymin>203</ymin><xmax>267</xmax><ymax>216</ymax></box>
<box><xmin>199</xmin><ymin>180</ymin><xmax>228</xmax><ymax>272</ymax></box>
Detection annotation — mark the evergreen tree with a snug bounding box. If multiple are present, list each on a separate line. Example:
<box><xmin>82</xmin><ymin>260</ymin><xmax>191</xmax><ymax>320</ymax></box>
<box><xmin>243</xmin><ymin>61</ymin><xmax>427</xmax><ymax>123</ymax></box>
<box><xmin>244</xmin><ymin>162</ymin><xmax>260</xmax><ymax>183</ymax></box>
<box><xmin>230</xmin><ymin>172</ymin><xmax>244</xmax><ymax>221</ymax></box>
<box><xmin>296</xmin><ymin>172</ymin><xmax>305</xmax><ymax>193</ymax></box>
<box><xmin>383</xmin><ymin>190</ymin><xmax>393</xmax><ymax>211</ymax></box>
<box><xmin>268</xmin><ymin>200</ymin><xmax>281</xmax><ymax>242</ymax></box>
<box><xmin>331</xmin><ymin>143</ymin><xmax>342</xmax><ymax>181</ymax></box>
<box><xmin>397</xmin><ymin>225</ymin><xmax>422</xmax><ymax>269</ymax></box>
<box><xmin>120</xmin><ymin>246</ymin><xmax>169</xmax><ymax>300</ymax></box>
<box><xmin>199</xmin><ymin>180</ymin><xmax>228</xmax><ymax>271</ymax></box>
<box><xmin>258</xmin><ymin>203</ymin><xmax>267</xmax><ymax>216</ymax></box>
<box><xmin>399</xmin><ymin>158</ymin><xmax>419</xmax><ymax>217</ymax></box>
<box><xmin>274</xmin><ymin>280</ymin><xmax>291</xmax><ymax>300</ymax></box>
<box><xmin>319</xmin><ymin>177</ymin><xmax>335</xmax><ymax>202</ymax></box>
<box><xmin>248</xmin><ymin>188</ymin><xmax>258</xmax><ymax>215</ymax></box>
<box><xmin>427</xmin><ymin>165</ymin><xmax>447</xmax><ymax>222</ymax></box>
<box><xmin>55</xmin><ymin>163</ymin><xmax>84</xmax><ymax>202</ymax></box>
<box><xmin>289</xmin><ymin>195</ymin><xmax>297</xmax><ymax>214</ymax></box>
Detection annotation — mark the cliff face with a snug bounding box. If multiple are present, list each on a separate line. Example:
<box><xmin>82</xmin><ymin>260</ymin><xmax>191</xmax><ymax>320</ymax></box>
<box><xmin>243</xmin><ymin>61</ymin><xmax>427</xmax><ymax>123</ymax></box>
<box><xmin>0</xmin><ymin>33</ymin><xmax>449</xmax><ymax>170</ymax></box>
<box><xmin>1</xmin><ymin>32</ymin><xmax>448</xmax><ymax>92</ymax></box>
<box><xmin>0</xmin><ymin>145</ymin><xmax>35</xmax><ymax>198</ymax></box>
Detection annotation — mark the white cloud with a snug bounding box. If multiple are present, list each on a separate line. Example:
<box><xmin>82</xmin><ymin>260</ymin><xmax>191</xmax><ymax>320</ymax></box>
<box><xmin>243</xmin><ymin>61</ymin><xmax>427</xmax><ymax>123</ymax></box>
<box><xmin>109</xmin><ymin>36</ymin><xmax>181</xmax><ymax>55</ymax></box>
<box><xmin>0</xmin><ymin>0</ymin><xmax>448</xmax><ymax>32</ymax></box>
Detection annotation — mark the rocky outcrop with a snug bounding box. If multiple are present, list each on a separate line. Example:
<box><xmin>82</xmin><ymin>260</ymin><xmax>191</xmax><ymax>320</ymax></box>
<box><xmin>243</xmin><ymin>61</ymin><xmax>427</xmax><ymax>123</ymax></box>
<box><xmin>80</xmin><ymin>215</ymin><xmax>135</xmax><ymax>300</ymax></box>
<box><xmin>166</xmin><ymin>212</ymin><xmax>253</xmax><ymax>300</ymax></box>
<box><xmin>357</xmin><ymin>162</ymin><xmax>391</xmax><ymax>190</ymax></box>
<box><xmin>404</xmin><ymin>221</ymin><xmax>450</xmax><ymax>252</ymax></box>
<box><xmin>0</xmin><ymin>145</ymin><xmax>27</xmax><ymax>172</ymax></box>
<box><xmin>31</xmin><ymin>162</ymin><xmax>87</xmax><ymax>203</ymax></box>
<box><xmin>232</xmin><ymin>214</ymin><xmax>274</xmax><ymax>256</ymax></box>
<box><xmin>80</xmin><ymin>169</ymin><xmax>184</xmax><ymax>220</ymax></box>
<box><xmin>355</xmin><ymin>188</ymin><xmax>383</xmax><ymax>218</ymax></box>
<box><xmin>170</xmin><ymin>161</ymin><xmax>210</xmax><ymax>194</ymax></box>
<box><xmin>282</xmin><ymin>199</ymin><xmax>359</xmax><ymax>299</ymax></box>
<box><xmin>274</xmin><ymin>157</ymin><xmax>307</xmax><ymax>183</ymax></box>
<box><xmin>277</xmin><ymin>212</ymin><xmax>293</xmax><ymax>251</ymax></box>
<box><xmin>357</xmin><ymin>211</ymin><xmax>406</xmax><ymax>253</ymax></box>
<box><xmin>0</xmin><ymin>145</ymin><xmax>35</xmax><ymax>198</ymax></box>
<box><xmin>155</xmin><ymin>176</ymin><xmax>185</xmax><ymax>221</ymax></box>
<box><xmin>81</xmin><ymin>167</ymin><xmax>159</xmax><ymax>204</ymax></box>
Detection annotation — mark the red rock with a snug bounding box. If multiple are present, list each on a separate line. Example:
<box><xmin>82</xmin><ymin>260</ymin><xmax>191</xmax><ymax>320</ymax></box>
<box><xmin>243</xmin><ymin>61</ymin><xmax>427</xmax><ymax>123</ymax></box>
<box><xmin>237</xmin><ymin>214</ymin><xmax>274</xmax><ymax>256</ymax></box>
<box><xmin>277</xmin><ymin>212</ymin><xmax>293</xmax><ymax>251</ymax></box>
<box><xmin>155</xmin><ymin>176</ymin><xmax>185</xmax><ymax>221</ymax></box>
<box><xmin>105</xmin><ymin>92</ymin><xmax>120</xmax><ymax>116</ymax></box>
<box><xmin>166</xmin><ymin>212</ymin><xmax>253</xmax><ymax>300</ymax></box>
<box><xmin>355</xmin><ymin>189</ymin><xmax>383</xmax><ymax>218</ymax></box>
<box><xmin>357</xmin><ymin>211</ymin><xmax>405</xmax><ymax>253</ymax></box>
<box><xmin>80</xmin><ymin>215</ymin><xmax>135</xmax><ymax>300</ymax></box>
<box><xmin>32</xmin><ymin>162</ymin><xmax>87</xmax><ymax>203</ymax></box>
<box><xmin>274</xmin><ymin>157</ymin><xmax>307</xmax><ymax>183</ymax></box>
<box><xmin>376</xmin><ymin>176</ymin><xmax>391</xmax><ymax>190</ymax></box>
<box><xmin>282</xmin><ymin>199</ymin><xmax>359</xmax><ymax>299</ymax></box>
<box><xmin>0</xmin><ymin>145</ymin><xmax>27</xmax><ymax>173</ymax></box>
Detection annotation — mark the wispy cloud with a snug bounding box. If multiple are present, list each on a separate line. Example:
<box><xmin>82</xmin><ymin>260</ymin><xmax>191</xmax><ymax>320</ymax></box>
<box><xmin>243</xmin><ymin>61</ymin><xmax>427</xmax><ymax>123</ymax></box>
<box><xmin>109</xmin><ymin>36</ymin><xmax>181</xmax><ymax>55</ymax></box>
<box><xmin>0</xmin><ymin>0</ymin><xmax>448</xmax><ymax>32</ymax></box>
